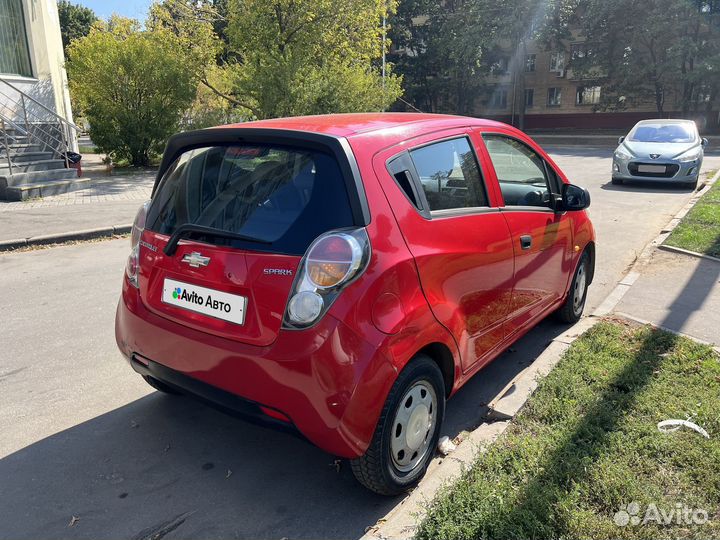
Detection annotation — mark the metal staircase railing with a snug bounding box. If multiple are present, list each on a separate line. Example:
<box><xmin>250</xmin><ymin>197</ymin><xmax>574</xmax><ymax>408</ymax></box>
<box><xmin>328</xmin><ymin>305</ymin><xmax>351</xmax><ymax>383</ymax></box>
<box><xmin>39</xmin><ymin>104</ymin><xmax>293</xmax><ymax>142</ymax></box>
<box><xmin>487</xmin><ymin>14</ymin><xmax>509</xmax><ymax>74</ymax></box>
<box><xmin>0</xmin><ymin>76</ymin><xmax>81</xmax><ymax>174</ymax></box>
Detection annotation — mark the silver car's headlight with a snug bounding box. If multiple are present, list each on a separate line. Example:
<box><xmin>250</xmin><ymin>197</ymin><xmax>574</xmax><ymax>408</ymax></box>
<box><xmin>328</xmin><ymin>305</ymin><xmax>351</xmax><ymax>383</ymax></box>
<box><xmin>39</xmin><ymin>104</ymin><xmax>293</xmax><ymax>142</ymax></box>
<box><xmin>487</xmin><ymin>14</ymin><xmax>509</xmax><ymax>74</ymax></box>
<box><xmin>614</xmin><ymin>146</ymin><xmax>632</xmax><ymax>160</ymax></box>
<box><xmin>677</xmin><ymin>147</ymin><xmax>702</xmax><ymax>162</ymax></box>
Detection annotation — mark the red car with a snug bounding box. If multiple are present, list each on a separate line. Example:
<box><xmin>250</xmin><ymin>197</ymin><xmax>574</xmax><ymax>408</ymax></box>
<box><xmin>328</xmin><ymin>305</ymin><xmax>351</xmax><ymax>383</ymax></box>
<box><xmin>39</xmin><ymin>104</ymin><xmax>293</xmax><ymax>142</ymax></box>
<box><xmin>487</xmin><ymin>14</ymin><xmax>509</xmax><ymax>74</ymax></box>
<box><xmin>115</xmin><ymin>113</ymin><xmax>595</xmax><ymax>495</ymax></box>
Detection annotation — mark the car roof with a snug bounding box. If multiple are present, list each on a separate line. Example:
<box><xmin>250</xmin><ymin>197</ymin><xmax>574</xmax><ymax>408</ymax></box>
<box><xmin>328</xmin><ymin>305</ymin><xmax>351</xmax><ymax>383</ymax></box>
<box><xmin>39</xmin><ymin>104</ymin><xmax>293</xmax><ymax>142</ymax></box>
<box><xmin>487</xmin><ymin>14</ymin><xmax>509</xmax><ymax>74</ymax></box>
<box><xmin>218</xmin><ymin>113</ymin><xmax>508</xmax><ymax>139</ymax></box>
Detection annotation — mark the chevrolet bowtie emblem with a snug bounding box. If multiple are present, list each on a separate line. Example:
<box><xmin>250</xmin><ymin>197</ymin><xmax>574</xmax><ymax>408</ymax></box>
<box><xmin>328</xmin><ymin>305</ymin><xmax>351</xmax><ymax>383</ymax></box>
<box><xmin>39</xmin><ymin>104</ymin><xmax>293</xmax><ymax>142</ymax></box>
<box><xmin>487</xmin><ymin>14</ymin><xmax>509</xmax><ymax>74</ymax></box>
<box><xmin>181</xmin><ymin>252</ymin><xmax>211</xmax><ymax>268</ymax></box>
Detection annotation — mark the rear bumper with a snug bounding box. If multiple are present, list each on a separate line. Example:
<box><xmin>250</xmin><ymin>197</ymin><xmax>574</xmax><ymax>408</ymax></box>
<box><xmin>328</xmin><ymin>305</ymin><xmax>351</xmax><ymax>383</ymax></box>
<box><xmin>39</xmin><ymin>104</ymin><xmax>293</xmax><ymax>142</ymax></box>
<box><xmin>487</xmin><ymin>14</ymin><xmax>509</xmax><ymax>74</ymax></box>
<box><xmin>115</xmin><ymin>279</ymin><xmax>397</xmax><ymax>458</ymax></box>
<box><xmin>129</xmin><ymin>354</ymin><xmax>304</xmax><ymax>437</ymax></box>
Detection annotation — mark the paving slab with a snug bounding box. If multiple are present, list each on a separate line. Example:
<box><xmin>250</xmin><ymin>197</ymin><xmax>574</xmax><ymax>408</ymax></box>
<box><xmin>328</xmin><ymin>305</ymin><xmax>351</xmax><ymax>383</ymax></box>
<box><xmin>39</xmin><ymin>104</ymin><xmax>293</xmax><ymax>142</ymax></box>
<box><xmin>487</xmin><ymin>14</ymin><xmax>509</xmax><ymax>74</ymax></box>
<box><xmin>615</xmin><ymin>249</ymin><xmax>720</xmax><ymax>345</ymax></box>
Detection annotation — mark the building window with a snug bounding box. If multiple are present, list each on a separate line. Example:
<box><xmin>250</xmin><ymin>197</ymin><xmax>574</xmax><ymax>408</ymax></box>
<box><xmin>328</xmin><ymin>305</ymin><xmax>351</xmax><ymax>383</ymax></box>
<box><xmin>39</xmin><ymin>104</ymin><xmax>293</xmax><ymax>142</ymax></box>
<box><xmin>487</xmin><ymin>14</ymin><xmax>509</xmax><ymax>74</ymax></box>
<box><xmin>547</xmin><ymin>87</ymin><xmax>562</xmax><ymax>107</ymax></box>
<box><xmin>550</xmin><ymin>51</ymin><xmax>565</xmax><ymax>73</ymax></box>
<box><xmin>525</xmin><ymin>54</ymin><xmax>536</xmax><ymax>72</ymax></box>
<box><xmin>0</xmin><ymin>0</ymin><xmax>32</xmax><ymax>77</ymax></box>
<box><xmin>576</xmin><ymin>85</ymin><xmax>601</xmax><ymax>105</ymax></box>
<box><xmin>491</xmin><ymin>57</ymin><xmax>509</xmax><ymax>75</ymax></box>
<box><xmin>525</xmin><ymin>88</ymin><xmax>534</xmax><ymax>108</ymax></box>
<box><xmin>571</xmin><ymin>43</ymin><xmax>593</xmax><ymax>61</ymax></box>
<box><xmin>489</xmin><ymin>88</ymin><xmax>508</xmax><ymax>109</ymax></box>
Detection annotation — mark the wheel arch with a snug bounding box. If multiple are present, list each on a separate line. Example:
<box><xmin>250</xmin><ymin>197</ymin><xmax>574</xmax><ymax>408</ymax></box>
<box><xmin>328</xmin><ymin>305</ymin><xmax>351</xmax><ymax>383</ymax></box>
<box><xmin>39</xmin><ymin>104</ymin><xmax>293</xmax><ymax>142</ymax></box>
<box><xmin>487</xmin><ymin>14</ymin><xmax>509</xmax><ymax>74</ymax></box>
<box><xmin>415</xmin><ymin>342</ymin><xmax>455</xmax><ymax>397</ymax></box>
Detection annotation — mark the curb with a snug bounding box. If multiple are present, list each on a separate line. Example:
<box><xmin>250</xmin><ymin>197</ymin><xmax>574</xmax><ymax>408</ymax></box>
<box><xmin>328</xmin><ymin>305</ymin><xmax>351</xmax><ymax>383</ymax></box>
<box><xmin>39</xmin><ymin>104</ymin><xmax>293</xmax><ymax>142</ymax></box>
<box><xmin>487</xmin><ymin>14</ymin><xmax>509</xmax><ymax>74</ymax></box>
<box><xmin>0</xmin><ymin>224</ymin><xmax>132</xmax><ymax>251</ymax></box>
<box><xmin>657</xmin><ymin>244</ymin><xmax>720</xmax><ymax>264</ymax></box>
<box><xmin>614</xmin><ymin>311</ymin><xmax>720</xmax><ymax>355</ymax></box>
<box><xmin>653</xmin><ymin>168</ymin><xmax>720</xmax><ymax>248</ymax></box>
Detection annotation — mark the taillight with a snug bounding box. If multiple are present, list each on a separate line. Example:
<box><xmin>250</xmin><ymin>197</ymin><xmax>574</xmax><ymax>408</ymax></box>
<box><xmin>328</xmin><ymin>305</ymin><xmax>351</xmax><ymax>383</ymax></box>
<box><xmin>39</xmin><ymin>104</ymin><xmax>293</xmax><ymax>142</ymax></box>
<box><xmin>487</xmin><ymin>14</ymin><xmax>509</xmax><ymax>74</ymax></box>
<box><xmin>126</xmin><ymin>200</ymin><xmax>150</xmax><ymax>288</ymax></box>
<box><xmin>283</xmin><ymin>229</ymin><xmax>370</xmax><ymax>329</ymax></box>
<box><xmin>306</xmin><ymin>233</ymin><xmax>363</xmax><ymax>288</ymax></box>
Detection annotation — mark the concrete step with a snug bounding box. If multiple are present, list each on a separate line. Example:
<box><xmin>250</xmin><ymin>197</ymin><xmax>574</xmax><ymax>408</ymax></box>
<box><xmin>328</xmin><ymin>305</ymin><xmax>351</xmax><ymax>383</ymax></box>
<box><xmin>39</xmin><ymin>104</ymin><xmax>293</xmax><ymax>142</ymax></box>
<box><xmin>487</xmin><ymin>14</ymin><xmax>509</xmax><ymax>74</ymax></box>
<box><xmin>0</xmin><ymin>143</ymin><xmax>43</xmax><ymax>154</ymax></box>
<box><xmin>1</xmin><ymin>135</ymin><xmax>30</xmax><ymax>145</ymax></box>
<box><xmin>0</xmin><ymin>167</ymin><xmax>77</xmax><ymax>187</ymax></box>
<box><xmin>0</xmin><ymin>151</ymin><xmax>55</xmax><ymax>163</ymax></box>
<box><xmin>0</xmin><ymin>159</ymin><xmax>66</xmax><ymax>173</ymax></box>
<box><xmin>2</xmin><ymin>177</ymin><xmax>93</xmax><ymax>201</ymax></box>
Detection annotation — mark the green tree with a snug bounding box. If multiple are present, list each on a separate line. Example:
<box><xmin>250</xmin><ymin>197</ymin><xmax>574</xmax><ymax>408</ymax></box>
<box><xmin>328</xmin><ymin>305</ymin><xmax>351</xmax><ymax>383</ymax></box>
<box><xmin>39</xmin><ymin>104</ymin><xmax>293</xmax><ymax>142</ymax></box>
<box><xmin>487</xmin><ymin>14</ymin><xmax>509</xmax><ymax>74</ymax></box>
<box><xmin>223</xmin><ymin>0</ymin><xmax>403</xmax><ymax>118</ymax></box>
<box><xmin>389</xmin><ymin>0</ymin><xmax>574</xmax><ymax>123</ymax></box>
<box><xmin>66</xmin><ymin>17</ymin><xmax>198</xmax><ymax>166</ymax></box>
<box><xmin>57</xmin><ymin>0</ymin><xmax>98</xmax><ymax>53</ymax></box>
<box><xmin>572</xmin><ymin>0</ymin><xmax>720</xmax><ymax>118</ymax></box>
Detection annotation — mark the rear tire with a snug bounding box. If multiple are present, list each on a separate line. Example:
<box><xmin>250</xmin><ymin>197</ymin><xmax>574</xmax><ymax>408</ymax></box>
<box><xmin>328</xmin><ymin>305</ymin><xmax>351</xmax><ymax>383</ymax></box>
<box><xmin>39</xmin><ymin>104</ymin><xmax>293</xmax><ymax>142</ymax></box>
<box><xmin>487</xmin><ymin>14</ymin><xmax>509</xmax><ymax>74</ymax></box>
<box><xmin>351</xmin><ymin>356</ymin><xmax>445</xmax><ymax>496</ymax></box>
<box><xmin>142</xmin><ymin>375</ymin><xmax>182</xmax><ymax>395</ymax></box>
<box><xmin>555</xmin><ymin>251</ymin><xmax>590</xmax><ymax>324</ymax></box>
<box><xmin>611</xmin><ymin>177</ymin><xmax>623</xmax><ymax>185</ymax></box>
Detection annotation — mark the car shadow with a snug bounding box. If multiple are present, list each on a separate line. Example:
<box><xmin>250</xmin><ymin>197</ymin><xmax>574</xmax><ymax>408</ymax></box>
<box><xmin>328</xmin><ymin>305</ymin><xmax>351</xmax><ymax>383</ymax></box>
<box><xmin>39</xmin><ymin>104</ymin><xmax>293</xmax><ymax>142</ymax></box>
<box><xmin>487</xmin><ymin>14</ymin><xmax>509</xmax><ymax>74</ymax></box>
<box><xmin>0</xmin><ymin>319</ymin><xmax>571</xmax><ymax>540</ymax></box>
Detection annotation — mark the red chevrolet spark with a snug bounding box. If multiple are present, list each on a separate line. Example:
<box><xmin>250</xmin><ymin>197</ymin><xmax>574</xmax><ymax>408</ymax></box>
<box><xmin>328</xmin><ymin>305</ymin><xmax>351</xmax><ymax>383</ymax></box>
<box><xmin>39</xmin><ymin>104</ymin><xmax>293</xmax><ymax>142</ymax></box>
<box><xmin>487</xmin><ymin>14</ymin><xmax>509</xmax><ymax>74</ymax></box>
<box><xmin>115</xmin><ymin>113</ymin><xmax>595</xmax><ymax>495</ymax></box>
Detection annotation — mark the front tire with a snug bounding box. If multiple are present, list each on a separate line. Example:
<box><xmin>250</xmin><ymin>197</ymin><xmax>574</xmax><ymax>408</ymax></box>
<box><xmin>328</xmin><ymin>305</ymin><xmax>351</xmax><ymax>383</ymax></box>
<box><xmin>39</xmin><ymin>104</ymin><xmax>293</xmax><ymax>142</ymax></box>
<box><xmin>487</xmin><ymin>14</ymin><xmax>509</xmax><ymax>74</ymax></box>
<box><xmin>351</xmin><ymin>356</ymin><xmax>445</xmax><ymax>496</ymax></box>
<box><xmin>684</xmin><ymin>177</ymin><xmax>698</xmax><ymax>190</ymax></box>
<box><xmin>555</xmin><ymin>251</ymin><xmax>590</xmax><ymax>324</ymax></box>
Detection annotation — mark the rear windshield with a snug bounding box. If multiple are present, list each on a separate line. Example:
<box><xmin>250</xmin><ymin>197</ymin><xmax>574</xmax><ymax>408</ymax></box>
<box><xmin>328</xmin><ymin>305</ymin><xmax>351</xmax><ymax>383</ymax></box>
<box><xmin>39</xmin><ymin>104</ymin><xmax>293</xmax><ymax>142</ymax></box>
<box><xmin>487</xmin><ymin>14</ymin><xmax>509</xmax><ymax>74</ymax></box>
<box><xmin>145</xmin><ymin>144</ymin><xmax>355</xmax><ymax>255</ymax></box>
<box><xmin>628</xmin><ymin>123</ymin><xmax>697</xmax><ymax>143</ymax></box>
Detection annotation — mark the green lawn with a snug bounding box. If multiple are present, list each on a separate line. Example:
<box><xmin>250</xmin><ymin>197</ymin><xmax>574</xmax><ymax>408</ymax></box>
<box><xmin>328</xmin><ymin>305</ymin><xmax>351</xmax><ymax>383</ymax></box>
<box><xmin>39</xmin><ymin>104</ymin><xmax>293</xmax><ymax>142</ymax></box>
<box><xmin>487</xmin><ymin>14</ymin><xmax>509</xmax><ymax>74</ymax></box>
<box><xmin>665</xmin><ymin>176</ymin><xmax>720</xmax><ymax>258</ymax></box>
<box><xmin>417</xmin><ymin>321</ymin><xmax>720</xmax><ymax>540</ymax></box>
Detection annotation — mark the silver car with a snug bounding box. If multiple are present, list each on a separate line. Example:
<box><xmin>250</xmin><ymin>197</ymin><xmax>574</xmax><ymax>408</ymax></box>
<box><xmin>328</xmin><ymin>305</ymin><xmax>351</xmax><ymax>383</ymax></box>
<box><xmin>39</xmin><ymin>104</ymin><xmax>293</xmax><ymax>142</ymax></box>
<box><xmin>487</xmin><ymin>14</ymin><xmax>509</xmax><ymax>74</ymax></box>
<box><xmin>612</xmin><ymin>119</ymin><xmax>708</xmax><ymax>189</ymax></box>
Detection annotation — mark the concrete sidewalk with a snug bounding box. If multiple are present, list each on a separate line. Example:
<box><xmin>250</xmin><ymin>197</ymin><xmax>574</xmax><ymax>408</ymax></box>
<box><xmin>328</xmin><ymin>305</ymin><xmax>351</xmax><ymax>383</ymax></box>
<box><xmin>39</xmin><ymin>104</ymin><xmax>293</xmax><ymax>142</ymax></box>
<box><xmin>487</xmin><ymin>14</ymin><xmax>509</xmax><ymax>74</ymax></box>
<box><xmin>0</xmin><ymin>170</ymin><xmax>153</xmax><ymax>248</ymax></box>
<box><xmin>616</xmin><ymin>248</ymin><xmax>720</xmax><ymax>346</ymax></box>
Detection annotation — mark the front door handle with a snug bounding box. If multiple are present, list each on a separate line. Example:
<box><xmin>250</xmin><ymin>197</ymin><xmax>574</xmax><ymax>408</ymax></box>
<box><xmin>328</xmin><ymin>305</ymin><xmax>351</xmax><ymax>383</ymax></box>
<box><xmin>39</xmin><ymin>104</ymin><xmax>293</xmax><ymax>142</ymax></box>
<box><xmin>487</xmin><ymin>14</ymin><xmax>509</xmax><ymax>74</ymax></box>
<box><xmin>520</xmin><ymin>235</ymin><xmax>532</xmax><ymax>250</ymax></box>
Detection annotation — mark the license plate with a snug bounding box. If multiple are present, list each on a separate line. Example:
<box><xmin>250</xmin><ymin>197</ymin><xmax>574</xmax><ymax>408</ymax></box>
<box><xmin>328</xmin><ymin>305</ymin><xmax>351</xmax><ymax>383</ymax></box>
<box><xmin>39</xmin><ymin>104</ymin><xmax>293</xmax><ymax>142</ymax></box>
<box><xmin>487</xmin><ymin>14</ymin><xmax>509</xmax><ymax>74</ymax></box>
<box><xmin>638</xmin><ymin>164</ymin><xmax>666</xmax><ymax>174</ymax></box>
<box><xmin>162</xmin><ymin>278</ymin><xmax>247</xmax><ymax>325</ymax></box>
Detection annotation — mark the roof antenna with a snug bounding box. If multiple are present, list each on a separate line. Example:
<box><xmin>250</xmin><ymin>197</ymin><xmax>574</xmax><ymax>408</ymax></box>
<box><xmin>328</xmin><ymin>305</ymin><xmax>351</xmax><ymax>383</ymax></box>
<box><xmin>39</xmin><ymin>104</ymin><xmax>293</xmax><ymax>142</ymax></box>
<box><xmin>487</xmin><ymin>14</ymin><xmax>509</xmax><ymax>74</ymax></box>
<box><xmin>398</xmin><ymin>97</ymin><xmax>424</xmax><ymax>113</ymax></box>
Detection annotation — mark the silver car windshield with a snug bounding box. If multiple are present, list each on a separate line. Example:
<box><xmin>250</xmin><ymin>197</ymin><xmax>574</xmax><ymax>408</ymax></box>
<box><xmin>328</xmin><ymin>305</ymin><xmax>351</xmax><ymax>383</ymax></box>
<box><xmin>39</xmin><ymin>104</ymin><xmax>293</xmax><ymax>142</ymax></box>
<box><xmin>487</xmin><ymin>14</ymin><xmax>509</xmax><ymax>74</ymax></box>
<box><xmin>628</xmin><ymin>123</ymin><xmax>696</xmax><ymax>143</ymax></box>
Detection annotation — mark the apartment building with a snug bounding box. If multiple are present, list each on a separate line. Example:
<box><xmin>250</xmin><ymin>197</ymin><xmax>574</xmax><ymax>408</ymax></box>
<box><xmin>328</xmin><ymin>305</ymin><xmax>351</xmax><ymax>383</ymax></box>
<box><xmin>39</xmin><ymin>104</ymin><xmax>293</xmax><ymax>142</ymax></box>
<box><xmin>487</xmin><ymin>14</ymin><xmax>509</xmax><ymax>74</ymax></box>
<box><xmin>479</xmin><ymin>29</ymin><xmax>711</xmax><ymax>131</ymax></box>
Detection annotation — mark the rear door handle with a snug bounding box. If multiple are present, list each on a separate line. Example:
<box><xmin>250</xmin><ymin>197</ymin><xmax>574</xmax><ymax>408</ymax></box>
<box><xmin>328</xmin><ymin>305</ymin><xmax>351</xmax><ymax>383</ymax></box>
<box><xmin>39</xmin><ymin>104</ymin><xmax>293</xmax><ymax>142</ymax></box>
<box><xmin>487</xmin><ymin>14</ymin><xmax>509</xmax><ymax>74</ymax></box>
<box><xmin>520</xmin><ymin>235</ymin><xmax>532</xmax><ymax>250</ymax></box>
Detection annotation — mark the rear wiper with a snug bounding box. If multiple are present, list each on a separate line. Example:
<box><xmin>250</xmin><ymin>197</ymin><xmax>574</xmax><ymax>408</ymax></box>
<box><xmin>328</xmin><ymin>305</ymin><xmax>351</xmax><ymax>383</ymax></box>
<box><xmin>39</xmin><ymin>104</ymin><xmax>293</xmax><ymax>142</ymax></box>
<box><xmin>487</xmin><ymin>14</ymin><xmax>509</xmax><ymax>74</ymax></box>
<box><xmin>163</xmin><ymin>223</ymin><xmax>271</xmax><ymax>256</ymax></box>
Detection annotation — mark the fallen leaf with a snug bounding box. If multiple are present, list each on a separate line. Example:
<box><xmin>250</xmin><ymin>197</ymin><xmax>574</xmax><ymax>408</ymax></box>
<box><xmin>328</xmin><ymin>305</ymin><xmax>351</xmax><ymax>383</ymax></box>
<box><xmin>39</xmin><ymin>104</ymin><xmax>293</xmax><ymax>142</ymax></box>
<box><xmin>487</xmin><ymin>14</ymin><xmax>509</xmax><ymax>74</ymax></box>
<box><xmin>68</xmin><ymin>516</ymin><xmax>79</xmax><ymax>527</ymax></box>
<box><xmin>226</xmin><ymin>469</ymin><xmax>232</xmax><ymax>479</ymax></box>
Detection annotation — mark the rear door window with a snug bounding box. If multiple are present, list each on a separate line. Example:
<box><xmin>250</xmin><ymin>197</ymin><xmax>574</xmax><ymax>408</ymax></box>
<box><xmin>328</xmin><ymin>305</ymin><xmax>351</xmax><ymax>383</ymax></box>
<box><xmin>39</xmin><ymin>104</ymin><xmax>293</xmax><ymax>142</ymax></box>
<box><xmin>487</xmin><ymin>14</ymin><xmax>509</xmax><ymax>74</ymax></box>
<box><xmin>409</xmin><ymin>137</ymin><xmax>489</xmax><ymax>212</ymax></box>
<box><xmin>145</xmin><ymin>145</ymin><xmax>355</xmax><ymax>255</ymax></box>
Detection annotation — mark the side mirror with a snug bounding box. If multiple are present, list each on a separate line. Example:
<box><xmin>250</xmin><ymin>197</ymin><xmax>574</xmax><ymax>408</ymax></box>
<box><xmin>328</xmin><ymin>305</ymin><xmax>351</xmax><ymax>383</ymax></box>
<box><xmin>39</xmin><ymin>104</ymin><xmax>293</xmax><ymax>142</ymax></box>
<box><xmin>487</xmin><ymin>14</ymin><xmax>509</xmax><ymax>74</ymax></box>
<box><xmin>702</xmin><ymin>137</ymin><xmax>709</xmax><ymax>148</ymax></box>
<box><xmin>617</xmin><ymin>136</ymin><xmax>625</xmax><ymax>145</ymax></box>
<box><xmin>560</xmin><ymin>183</ymin><xmax>590</xmax><ymax>211</ymax></box>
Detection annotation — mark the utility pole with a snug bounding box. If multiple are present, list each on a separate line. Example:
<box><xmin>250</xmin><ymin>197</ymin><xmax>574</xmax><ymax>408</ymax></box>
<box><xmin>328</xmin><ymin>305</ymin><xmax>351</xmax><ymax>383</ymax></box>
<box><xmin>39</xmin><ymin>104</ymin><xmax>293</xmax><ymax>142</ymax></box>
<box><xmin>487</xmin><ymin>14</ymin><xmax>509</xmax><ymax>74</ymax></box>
<box><xmin>382</xmin><ymin>9</ymin><xmax>387</xmax><ymax>89</ymax></box>
<box><xmin>381</xmin><ymin>4</ymin><xmax>387</xmax><ymax>111</ymax></box>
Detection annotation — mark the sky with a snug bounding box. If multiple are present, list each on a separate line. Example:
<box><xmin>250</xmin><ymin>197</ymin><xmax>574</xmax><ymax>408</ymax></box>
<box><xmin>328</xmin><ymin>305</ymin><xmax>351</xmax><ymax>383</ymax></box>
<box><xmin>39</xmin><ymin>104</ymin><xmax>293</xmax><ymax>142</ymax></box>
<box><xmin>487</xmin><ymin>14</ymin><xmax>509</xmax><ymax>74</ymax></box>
<box><xmin>74</xmin><ymin>0</ymin><xmax>155</xmax><ymax>21</ymax></box>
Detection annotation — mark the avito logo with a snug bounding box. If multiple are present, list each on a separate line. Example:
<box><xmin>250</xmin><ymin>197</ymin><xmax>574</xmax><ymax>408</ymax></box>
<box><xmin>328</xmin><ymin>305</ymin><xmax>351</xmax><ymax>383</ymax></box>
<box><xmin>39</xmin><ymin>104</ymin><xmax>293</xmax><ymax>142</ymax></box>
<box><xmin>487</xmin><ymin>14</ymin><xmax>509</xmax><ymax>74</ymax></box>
<box><xmin>172</xmin><ymin>286</ymin><xmax>232</xmax><ymax>313</ymax></box>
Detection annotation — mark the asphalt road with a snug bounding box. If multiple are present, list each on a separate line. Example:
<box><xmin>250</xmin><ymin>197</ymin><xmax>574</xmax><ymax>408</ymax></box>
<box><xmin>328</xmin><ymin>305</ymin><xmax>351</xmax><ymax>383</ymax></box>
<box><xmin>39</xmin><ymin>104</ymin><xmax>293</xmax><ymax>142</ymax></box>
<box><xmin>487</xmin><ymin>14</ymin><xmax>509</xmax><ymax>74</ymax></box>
<box><xmin>2</xmin><ymin>146</ymin><xmax>719</xmax><ymax>540</ymax></box>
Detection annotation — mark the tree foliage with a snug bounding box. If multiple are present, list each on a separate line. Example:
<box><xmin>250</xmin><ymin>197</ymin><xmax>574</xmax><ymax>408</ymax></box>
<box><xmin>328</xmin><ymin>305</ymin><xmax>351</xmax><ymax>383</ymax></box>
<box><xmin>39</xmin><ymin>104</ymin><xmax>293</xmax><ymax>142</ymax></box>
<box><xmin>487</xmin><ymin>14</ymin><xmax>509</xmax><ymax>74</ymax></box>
<box><xmin>148</xmin><ymin>0</ymin><xmax>402</xmax><ymax>119</ymax></box>
<box><xmin>66</xmin><ymin>17</ymin><xmax>198</xmax><ymax>166</ymax></box>
<box><xmin>57</xmin><ymin>0</ymin><xmax>98</xmax><ymax>52</ymax></box>
<box><xmin>389</xmin><ymin>0</ymin><xmax>574</xmax><ymax>120</ymax></box>
<box><xmin>572</xmin><ymin>0</ymin><xmax>720</xmax><ymax>116</ymax></box>
<box><xmin>225</xmin><ymin>0</ymin><xmax>403</xmax><ymax>118</ymax></box>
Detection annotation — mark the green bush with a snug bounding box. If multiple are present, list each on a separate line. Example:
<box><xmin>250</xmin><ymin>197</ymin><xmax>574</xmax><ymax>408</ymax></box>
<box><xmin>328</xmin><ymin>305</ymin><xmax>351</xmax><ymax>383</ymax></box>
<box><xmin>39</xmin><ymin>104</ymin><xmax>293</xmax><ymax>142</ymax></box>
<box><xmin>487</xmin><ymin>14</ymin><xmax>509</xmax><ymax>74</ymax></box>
<box><xmin>66</xmin><ymin>17</ymin><xmax>198</xmax><ymax>167</ymax></box>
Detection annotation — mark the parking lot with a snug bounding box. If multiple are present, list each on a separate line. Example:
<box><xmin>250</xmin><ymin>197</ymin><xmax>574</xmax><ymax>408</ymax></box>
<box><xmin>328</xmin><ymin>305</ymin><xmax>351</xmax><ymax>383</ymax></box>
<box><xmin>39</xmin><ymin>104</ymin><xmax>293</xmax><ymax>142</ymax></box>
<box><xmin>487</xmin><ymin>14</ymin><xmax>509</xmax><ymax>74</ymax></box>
<box><xmin>2</xmin><ymin>145</ymin><xmax>719</xmax><ymax>540</ymax></box>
